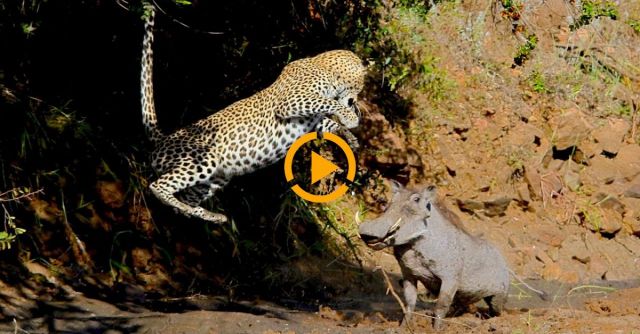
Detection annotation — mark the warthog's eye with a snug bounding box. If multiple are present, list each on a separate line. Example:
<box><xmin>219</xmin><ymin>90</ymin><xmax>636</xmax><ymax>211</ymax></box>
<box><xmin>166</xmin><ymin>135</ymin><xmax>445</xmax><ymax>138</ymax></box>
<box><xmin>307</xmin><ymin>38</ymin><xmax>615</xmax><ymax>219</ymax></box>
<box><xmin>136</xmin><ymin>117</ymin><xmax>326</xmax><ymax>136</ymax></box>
<box><xmin>410</xmin><ymin>194</ymin><xmax>420</xmax><ymax>203</ymax></box>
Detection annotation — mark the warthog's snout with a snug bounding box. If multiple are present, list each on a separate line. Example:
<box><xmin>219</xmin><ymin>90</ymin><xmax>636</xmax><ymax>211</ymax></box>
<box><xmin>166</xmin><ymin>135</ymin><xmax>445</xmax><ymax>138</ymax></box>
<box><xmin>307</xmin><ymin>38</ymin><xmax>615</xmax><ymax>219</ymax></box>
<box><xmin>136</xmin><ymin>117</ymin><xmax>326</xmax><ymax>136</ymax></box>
<box><xmin>358</xmin><ymin>232</ymin><xmax>380</xmax><ymax>245</ymax></box>
<box><xmin>359</xmin><ymin>181</ymin><xmax>435</xmax><ymax>250</ymax></box>
<box><xmin>358</xmin><ymin>217</ymin><xmax>404</xmax><ymax>250</ymax></box>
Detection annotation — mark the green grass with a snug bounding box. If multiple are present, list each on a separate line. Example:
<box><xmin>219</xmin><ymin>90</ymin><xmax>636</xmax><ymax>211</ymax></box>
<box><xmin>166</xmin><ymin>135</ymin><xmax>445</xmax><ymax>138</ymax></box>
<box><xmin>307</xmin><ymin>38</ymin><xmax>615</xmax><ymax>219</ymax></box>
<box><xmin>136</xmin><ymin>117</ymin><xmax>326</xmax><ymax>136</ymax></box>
<box><xmin>528</xmin><ymin>70</ymin><xmax>549</xmax><ymax>94</ymax></box>
<box><xmin>514</xmin><ymin>34</ymin><xmax>538</xmax><ymax>66</ymax></box>
<box><xmin>382</xmin><ymin>6</ymin><xmax>455</xmax><ymax>100</ymax></box>
<box><xmin>571</xmin><ymin>0</ymin><xmax>618</xmax><ymax>30</ymax></box>
<box><xmin>628</xmin><ymin>19</ymin><xmax>640</xmax><ymax>34</ymax></box>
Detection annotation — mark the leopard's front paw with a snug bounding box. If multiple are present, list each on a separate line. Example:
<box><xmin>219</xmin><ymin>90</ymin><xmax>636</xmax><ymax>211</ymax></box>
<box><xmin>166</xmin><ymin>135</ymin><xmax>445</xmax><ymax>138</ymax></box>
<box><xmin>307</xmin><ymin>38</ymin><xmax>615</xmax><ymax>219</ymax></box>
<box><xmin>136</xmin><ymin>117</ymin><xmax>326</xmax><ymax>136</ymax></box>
<box><xmin>347</xmin><ymin>139</ymin><xmax>360</xmax><ymax>152</ymax></box>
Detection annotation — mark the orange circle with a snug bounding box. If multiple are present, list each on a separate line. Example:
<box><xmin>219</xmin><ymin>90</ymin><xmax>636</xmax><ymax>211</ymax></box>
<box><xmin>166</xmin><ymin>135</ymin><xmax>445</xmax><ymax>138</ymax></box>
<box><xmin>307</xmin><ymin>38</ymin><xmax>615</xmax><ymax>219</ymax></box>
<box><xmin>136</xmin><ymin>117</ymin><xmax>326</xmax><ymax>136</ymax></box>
<box><xmin>284</xmin><ymin>132</ymin><xmax>356</xmax><ymax>203</ymax></box>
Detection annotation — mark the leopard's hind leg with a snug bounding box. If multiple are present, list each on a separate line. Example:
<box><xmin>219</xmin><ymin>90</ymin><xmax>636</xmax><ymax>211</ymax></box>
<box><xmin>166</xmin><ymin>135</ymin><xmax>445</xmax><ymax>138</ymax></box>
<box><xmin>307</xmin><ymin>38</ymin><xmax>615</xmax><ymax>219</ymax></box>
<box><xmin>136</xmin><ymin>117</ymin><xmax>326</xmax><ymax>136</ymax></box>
<box><xmin>150</xmin><ymin>169</ymin><xmax>227</xmax><ymax>223</ymax></box>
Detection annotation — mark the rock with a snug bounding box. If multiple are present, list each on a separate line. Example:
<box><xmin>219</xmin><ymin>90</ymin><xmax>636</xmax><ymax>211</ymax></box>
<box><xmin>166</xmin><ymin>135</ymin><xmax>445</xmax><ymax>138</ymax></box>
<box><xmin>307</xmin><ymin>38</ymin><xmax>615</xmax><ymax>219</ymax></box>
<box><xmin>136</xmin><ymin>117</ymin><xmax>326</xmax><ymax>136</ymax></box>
<box><xmin>621</xmin><ymin>197</ymin><xmax>640</xmax><ymax>214</ymax></box>
<box><xmin>615</xmin><ymin>144</ymin><xmax>640</xmax><ymax>181</ymax></box>
<box><xmin>547</xmin><ymin>247</ymin><xmax>559</xmax><ymax>262</ymax></box>
<box><xmin>571</xmin><ymin>254</ymin><xmax>590</xmax><ymax>264</ymax></box>
<box><xmin>549</xmin><ymin>108</ymin><xmax>592</xmax><ymax>151</ymax></box>
<box><xmin>541</xmin><ymin>262</ymin><xmax>562</xmax><ymax>280</ymax></box>
<box><xmin>515</xmin><ymin>182</ymin><xmax>532</xmax><ymax>206</ymax></box>
<box><xmin>456</xmin><ymin>199</ymin><xmax>484</xmax><ymax>213</ymax></box>
<box><xmin>359</xmin><ymin>108</ymin><xmax>409</xmax><ymax>175</ymax></box>
<box><xmin>535</xmin><ymin>248</ymin><xmax>553</xmax><ymax>265</ymax></box>
<box><xmin>588</xmin><ymin>255</ymin><xmax>609</xmax><ymax>279</ymax></box>
<box><xmin>455</xmin><ymin>196</ymin><xmax>512</xmax><ymax>217</ymax></box>
<box><xmin>537</xmin><ymin>229</ymin><xmax>566</xmax><ymax>247</ymax></box>
<box><xmin>96</xmin><ymin>180</ymin><xmax>126</xmax><ymax>209</ymax></box>
<box><xmin>483</xmin><ymin>197</ymin><xmax>512</xmax><ymax>217</ymax></box>
<box><xmin>593</xmin><ymin>193</ymin><xmax>625</xmax><ymax>214</ymax></box>
<box><xmin>29</xmin><ymin>198</ymin><xmax>61</xmax><ymax>223</ymax></box>
<box><xmin>587</xmin><ymin>233</ymin><xmax>640</xmax><ymax>281</ymax></box>
<box><xmin>581</xmin><ymin>194</ymin><xmax>624</xmax><ymax>235</ymax></box>
<box><xmin>583</xmin><ymin>207</ymin><xmax>622</xmax><ymax>235</ymax></box>
<box><xmin>546</xmin><ymin>158</ymin><xmax>565</xmax><ymax>171</ymax></box>
<box><xmin>505</xmin><ymin>123</ymin><xmax>543</xmax><ymax>148</ymax></box>
<box><xmin>563</xmin><ymin>170</ymin><xmax>582</xmax><ymax>192</ymax></box>
<box><xmin>540</xmin><ymin>171</ymin><xmax>563</xmax><ymax>196</ymax></box>
<box><xmin>624</xmin><ymin>183</ymin><xmax>640</xmax><ymax>199</ymax></box>
<box><xmin>438</xmin><ymin>137</ymin><xmax>468</xmax><ymax>176</ymax></box>
<box><xmin>580</xmin><ymin>140</ymin><xmax>600</xmax><ymax>160</ymax></box>
<box><xmin>592</xmin><ymin>119</ymin><xmax>630</xmax><ymax>155</ymax></box>
<box><xmin>587</xmin><ymin>155</ymin><xmax>618</xmax><ymax>184</ymax></box>
<box><xmin>582</xmin><ymin>145</ymin><xmax>639</xmax><ymax>187</ymax></box>
<box><xmin>541</xmin><ymin>262</ymin><xmax>579</xmax><ymax>283</ymax></box>
<box><xmin>615</xmin><ymin>235</ymin><xmax>640</xmax><ymax>258</ymax></box>
<box><xmin>131</xmin><ymin>247</ymin><xmax>153</xmax><ymax>271</ymax></box>
<box><xmin>524</xmin><ymin>165</ymin><xmax>542</xmax><ymax>200</ymax></box>
<box><xmin>622</xmin><ymin>210</ymin><xmax>640</xmax><ymax>236</ymax></box>
<box><xmin>560</xmin><ymin>234</ymin><xmax>588</xmax><ymax>261</ymax></box>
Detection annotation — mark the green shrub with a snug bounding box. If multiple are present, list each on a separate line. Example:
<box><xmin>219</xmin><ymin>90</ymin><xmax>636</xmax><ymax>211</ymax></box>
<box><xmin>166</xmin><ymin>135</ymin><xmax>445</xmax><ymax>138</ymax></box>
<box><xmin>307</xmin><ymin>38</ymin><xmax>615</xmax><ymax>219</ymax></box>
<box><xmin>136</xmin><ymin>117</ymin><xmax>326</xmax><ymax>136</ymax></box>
<box><xmin>514</xmin><ymin>34</ymin><xmax>538</xmax><ymax>66</ymax></box>
<box><xmin>628</xmin><ymin>19</ymin><xmax>640</xmax><ymax>34</ymax></box>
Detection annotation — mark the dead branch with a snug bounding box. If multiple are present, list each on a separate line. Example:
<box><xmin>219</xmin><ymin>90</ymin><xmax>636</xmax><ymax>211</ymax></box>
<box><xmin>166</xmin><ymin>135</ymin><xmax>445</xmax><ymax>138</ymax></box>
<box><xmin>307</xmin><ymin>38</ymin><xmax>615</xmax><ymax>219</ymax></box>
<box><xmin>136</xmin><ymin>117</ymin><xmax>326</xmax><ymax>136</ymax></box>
<box><xmin>629</xmin><ymin>99</ymin><xmax>638</xmax><ymax>144</ymax></box>
<box><xmin>0</xmin><ymin>188</ymin><xmax>43</xmax><ymax>202</ymax></box>
<box><xmin>374</xmin><ymin>266</ymin><xmax>412</xmax><ymax>333</ymax></box>
<box><xmin>375</xmin><ymin>266</ymin><xmax>479</xmax><ymax>330</ymax></box>
<box><xmin>375</xmin><ymin>266</ymin><xmax>408</xmax><ymax>315</ymax></box>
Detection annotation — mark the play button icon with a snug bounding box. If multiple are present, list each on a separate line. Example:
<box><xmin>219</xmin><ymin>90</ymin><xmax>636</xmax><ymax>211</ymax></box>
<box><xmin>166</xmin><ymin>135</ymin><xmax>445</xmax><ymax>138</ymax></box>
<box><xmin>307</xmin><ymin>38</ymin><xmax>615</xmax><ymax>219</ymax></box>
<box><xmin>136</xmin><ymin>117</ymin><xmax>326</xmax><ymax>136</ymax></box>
<box><xmin>284</xmin><ymin>132</ymin><xmax>357</xmax><ymax>203</ymax></box>
<box><xmin>310</xmin><ymin>151</ymin><xmax>340</xmax><ymax>185</ymax></box>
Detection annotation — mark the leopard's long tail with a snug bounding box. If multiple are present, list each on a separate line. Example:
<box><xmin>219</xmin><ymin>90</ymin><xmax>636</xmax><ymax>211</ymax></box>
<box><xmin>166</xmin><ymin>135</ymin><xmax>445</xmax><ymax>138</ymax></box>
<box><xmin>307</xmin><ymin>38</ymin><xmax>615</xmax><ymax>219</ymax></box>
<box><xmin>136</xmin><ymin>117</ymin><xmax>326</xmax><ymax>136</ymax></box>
<box><xmin>140</xmin><ymin>2</ymin><xmax>164</xmax><ymax>144</ymax></box>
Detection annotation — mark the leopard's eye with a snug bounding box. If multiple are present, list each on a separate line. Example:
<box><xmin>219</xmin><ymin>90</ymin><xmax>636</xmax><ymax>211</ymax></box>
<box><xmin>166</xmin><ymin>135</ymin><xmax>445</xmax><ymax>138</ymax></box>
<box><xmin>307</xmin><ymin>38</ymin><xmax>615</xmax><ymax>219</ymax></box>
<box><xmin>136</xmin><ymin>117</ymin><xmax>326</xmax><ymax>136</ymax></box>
<box><xmin>348</xmin><ymin>98</ymin><xmax>354</xmax><ymax>107</ymax></box>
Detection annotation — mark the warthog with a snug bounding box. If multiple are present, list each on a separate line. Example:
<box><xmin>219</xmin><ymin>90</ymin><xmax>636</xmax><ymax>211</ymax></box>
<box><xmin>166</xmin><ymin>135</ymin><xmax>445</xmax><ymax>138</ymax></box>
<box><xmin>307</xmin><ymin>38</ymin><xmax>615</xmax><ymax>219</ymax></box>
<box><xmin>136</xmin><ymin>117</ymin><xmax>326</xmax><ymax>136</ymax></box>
<box><xmin>358</xmin><ymin>182</ymin><xmax>510</xmax><ymax>330</ymax></box>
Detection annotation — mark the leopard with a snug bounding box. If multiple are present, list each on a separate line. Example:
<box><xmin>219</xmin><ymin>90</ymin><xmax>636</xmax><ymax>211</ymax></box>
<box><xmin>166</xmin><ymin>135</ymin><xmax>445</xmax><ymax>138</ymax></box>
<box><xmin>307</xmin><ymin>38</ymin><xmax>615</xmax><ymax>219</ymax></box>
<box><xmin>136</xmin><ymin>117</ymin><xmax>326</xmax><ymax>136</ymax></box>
<box><xmin>140</xmin><ymin>3</ymin><xmax>366</xmax><ymax>223</ymax></box>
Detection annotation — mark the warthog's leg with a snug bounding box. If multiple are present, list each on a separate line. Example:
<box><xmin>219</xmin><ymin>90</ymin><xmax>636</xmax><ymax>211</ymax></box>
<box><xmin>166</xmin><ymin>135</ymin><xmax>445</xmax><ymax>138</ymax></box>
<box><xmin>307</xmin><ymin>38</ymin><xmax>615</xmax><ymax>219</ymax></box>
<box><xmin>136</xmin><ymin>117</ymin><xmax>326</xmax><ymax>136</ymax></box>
<box><xmin>485</xmin><ymin>293</ymin><xmax>507</xmax><ymax>317</ymax></box>
<box><xmin>401</xmin><ymin>278</ymin><xmax>418</xmax><ymax>324</ymax></box>
<box><xmin>433</xmin><ymin>280</ymin><xmax>458</xmax><ymax>330</ymax></box>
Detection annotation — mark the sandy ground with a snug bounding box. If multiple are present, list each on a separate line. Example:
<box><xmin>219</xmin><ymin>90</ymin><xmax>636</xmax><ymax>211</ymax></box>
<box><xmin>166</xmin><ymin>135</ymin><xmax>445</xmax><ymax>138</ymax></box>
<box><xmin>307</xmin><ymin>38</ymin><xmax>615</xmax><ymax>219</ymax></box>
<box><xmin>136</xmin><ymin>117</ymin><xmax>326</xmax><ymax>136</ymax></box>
<box><xmin>2</xmin><ymin>271</ymin><xmax>639</xmax><ymax>334</ymax></box>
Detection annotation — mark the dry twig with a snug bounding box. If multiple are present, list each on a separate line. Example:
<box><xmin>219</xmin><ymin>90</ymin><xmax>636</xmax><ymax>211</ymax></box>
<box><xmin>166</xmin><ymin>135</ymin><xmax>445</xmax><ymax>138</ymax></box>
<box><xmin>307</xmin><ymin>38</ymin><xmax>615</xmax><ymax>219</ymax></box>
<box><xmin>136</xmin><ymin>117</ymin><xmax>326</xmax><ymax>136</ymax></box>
<box><xmin>375</xmin><ymin>266</ymin><xmax>477</xmax><ymax>330</ymax></box>
<box><xmin>0</xmin><ymin>188</ymin><xmax>43</xmax><ymax>202</ymax></box>
<box><xmin>629</xmin><ymin>99</ymin><xmax>638</xmax><ymax>143</ymax></box>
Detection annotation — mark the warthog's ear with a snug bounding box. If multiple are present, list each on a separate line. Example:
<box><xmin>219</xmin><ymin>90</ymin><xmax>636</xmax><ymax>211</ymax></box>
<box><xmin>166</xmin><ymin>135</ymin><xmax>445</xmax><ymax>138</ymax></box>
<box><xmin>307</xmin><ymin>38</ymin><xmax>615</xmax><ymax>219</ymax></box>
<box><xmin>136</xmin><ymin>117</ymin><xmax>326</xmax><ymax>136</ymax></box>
<box><xmin>389</xmin><ymin>179</ymin><xmax>403</xmax><ymax>194</ymax></box>
<box><xmin>423</xmin><ymin>185</ymin><xmax>437</xmax><ymax>199</ymax></box>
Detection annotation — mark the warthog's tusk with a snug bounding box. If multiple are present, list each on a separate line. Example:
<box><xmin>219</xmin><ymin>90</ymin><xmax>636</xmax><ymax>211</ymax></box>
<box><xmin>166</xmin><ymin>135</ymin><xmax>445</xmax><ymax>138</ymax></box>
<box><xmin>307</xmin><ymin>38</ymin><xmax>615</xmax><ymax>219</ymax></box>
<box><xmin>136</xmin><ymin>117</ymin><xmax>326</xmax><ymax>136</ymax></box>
<box><xmin>355</xmin><ymin>210</ymin><xmax>362</xmax><ymax>224</ymax></box>
<box><xmin>389</xmin><ymin>217</ymin><xmax>402</xmax><ymax>234</ymax></box>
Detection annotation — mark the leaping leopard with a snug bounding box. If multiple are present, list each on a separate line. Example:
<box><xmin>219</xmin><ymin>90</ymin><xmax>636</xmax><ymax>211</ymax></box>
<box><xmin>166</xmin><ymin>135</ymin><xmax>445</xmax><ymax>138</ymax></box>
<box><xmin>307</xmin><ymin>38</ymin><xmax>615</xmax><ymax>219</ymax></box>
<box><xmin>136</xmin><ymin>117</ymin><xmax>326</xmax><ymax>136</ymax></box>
<box><xmin>140</xmin><ymin>4</ymin><xmax>366</xmax><ymax>223</ymax></box>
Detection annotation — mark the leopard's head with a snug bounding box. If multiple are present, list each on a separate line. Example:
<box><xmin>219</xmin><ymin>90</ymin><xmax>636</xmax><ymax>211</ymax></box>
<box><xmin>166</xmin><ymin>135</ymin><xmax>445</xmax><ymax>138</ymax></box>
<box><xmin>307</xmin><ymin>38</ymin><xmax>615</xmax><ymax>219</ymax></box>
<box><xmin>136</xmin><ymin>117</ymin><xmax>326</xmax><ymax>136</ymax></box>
<box><xmin>312</xmin><ymin>50</ymin><xmax>366</xmax><ymax>113</ymax></box>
